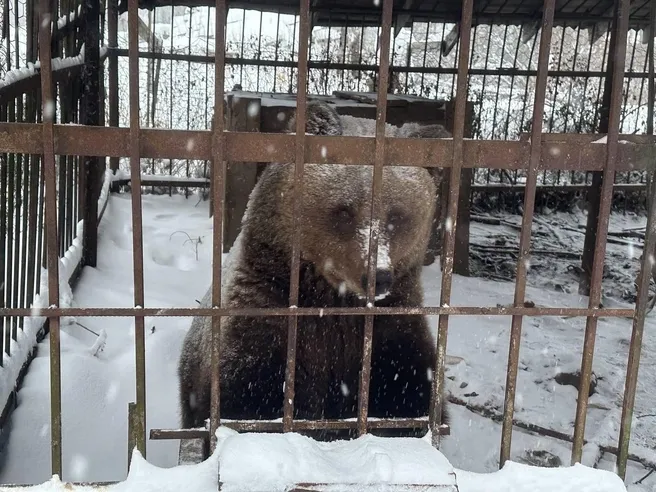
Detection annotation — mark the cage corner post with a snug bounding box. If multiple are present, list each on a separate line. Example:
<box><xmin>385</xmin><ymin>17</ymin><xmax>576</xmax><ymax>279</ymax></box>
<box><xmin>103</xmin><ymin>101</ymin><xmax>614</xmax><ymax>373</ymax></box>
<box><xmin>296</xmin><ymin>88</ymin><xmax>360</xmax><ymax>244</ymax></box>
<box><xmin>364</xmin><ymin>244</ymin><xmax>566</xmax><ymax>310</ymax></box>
<box><xmin>108</xmin><ymin>0</ymin><xmax>120</xmax><ymax>193</ymax></box>
<box><xmin>81</xmin><ymin>0</ymin><xmax>103</xmax><ymax>269</ymax></box>
<box><xmin>578</xmin><ymin>0</ymin><xmax>621</xmax><ymax>297</ymax></box>
<box><xmin>571</xmin><ymin>0</ymin><xmax>630</xmax><ymax>466</ymax></box>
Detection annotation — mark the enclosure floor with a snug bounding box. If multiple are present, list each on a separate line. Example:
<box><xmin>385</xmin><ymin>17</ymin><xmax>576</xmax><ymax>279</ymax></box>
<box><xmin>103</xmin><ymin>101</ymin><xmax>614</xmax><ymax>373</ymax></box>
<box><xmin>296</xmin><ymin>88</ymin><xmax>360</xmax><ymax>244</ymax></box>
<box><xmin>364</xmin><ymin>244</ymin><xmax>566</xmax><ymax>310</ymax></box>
<box><xmin>0</xmin><ymin>193</ymin><xmax>653</xmax><ymax>491</ymax></box>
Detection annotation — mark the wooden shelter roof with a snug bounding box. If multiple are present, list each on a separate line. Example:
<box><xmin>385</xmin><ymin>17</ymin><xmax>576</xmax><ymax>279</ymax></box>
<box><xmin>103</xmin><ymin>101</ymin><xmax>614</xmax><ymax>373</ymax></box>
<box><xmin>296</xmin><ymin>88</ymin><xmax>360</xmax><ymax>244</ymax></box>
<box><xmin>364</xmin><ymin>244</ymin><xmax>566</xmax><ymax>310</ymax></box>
<box><xmin>120</xmin><ymin>0</ymin><xmax>653</xmax><ymax>30</ymax></box>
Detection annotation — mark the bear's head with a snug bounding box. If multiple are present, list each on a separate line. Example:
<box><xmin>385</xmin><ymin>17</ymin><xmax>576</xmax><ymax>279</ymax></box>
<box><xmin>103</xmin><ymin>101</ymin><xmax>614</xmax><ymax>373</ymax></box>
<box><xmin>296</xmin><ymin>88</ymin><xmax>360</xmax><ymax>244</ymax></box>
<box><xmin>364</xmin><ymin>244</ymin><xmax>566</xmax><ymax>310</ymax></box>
<box><xmin>298</xmin><ymin>164</ymin><xmax>436</xmax><ymax>300</ymax></box>
<box><xmin>242</xmin><ymin>100</ymin><xmax>440</xmax><ymax>301</ymax></box>
<box><xmin>246</xmin><ymin>163</ymin><xmax>436</xmax><ymax>301</ymax></box>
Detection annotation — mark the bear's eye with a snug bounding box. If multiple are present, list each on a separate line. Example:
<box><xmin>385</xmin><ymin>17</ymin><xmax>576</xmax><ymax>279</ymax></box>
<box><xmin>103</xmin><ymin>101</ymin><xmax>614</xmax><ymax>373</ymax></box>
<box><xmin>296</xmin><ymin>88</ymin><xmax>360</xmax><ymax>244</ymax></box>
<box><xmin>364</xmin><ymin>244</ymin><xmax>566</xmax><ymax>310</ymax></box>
<box><xmin>331</xmin><ymin>206</ymin><xmax>356</xmax><ymax>235</ymax></box>
<box><xmin>387</xmin><ymin>210</ymin><xmax>408</xmax><ymax>234</ymax></box>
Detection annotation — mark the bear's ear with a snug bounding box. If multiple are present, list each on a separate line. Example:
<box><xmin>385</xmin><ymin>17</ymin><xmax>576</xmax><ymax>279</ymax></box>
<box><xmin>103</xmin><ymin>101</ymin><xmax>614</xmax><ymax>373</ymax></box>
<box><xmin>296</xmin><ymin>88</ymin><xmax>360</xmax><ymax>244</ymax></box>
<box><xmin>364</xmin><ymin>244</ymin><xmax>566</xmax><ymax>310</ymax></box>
<box><xmin>286</xmin><ymin>100</ymin><xmax>344</xmax><ymax>136</ymax></box>
<box><xmin>398</xmin><ymin>123</ymin><xmax>452</xmax><ymax>190</ymax></box>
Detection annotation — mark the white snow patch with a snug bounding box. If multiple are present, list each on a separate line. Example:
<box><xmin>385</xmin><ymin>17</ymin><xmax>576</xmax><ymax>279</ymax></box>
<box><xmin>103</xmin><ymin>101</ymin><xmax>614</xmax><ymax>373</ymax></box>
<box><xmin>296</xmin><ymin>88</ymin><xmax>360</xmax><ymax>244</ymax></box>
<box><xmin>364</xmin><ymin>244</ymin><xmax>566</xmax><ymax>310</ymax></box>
<box><xmin>0</xmin><ymin>167</ymin><xmax>113</xmax><ymax>423</ymax></box>
<box><xmin>6</xmin><ymin>429</ymin><xmax>630</xmax><ymax>492</ymax></box>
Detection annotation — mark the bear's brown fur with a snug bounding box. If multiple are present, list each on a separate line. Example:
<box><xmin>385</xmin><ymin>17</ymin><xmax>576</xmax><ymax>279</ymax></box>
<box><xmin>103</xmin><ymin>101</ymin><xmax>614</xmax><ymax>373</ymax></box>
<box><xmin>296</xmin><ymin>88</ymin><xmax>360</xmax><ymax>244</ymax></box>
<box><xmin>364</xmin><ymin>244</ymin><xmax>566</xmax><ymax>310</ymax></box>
<box><xmin>177</xmin><ymin>100</ymin><xmax>449</xmax><ymax>441</ymax></box>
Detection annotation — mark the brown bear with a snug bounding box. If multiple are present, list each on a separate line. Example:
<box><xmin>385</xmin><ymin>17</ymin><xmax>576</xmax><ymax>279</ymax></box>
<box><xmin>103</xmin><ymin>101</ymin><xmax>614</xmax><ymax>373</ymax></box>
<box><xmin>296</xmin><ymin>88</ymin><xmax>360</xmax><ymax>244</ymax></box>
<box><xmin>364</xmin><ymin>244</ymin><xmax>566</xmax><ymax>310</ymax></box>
<box><xmin>177</xmin><ymin>100</ymin><xmax>449</xmax><ymax>441</ymax></box>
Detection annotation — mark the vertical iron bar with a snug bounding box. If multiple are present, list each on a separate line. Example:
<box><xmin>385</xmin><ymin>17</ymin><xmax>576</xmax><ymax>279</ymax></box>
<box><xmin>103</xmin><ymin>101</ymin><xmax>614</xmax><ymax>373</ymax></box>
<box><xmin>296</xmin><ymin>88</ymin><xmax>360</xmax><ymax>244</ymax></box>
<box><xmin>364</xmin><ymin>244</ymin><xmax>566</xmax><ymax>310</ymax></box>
<box><xmin>12</xmin><ymin>148</ymin><xmax>22</xmax><ymax>341</ymax></box>
<box><xmin>19</xmin><ymin>149</ymin><xmax>30</xmax><ymax>334</ymax></box>
<box><xmin>108</xmin><ymin>0</ymin><xmax>119</xmax><ymax>191</ymax></box>
<box><xmin>547</xmin><ymin>25</ymin><xmax>566</xmax><ymax>132</ymax></box>
<box><xmin>429</xmin><ymin>0</ymin><xmax>473</xmax><ymax>448</ymax></box>
<box><xmin>209</xmin><ymin>0</ymin><xmax>227</xmax><ymax>452</ymax></box>
<box><xmin>357</xmin><ymin>0</ymin><xmax>393</xmax><ymax>438</ymax></box>
<box><xmin>185</xmin><ymin>7</ymin><xmax>193</xmax><ymax>198</ymax></box>
<box><xmin>571</xmin><ymin>0</ymin><xmax>630</xmax><ymax>464</ymax></box>
<box><xmin>616</xmin><ymin>0</ymin><xmax>656</xmax><ymax>479</ymax></box>
<box><xmin>518</xmin><ymin>34</ymin><xmax>539</xmax><ymax>136</ymax></box>
<box><xmin>499</xmin><ymin>0</ymin><xmax>556</xmax><ymax>468</ymax></box>
<box><xmin>81</xmin><ymin>0</ymin><xmax>102</xmax><ymax>268</ymax></box>
<box><xmin>128</xmin><ymin>0</ymin><xmax>147</xmax><ymax>458</ymax></box>
<box><xmin>273</xmin><ymin>12</ymin><xmax>281</xmax><ymax>93</ymax></box>
<box><xmin>0</xmin><ymin>107</ymin><xmax>6</xmax><ymax>366</ymax></box>
<box><xmin>6</xmin><ymin>151</ymin><xmax>14</xmax><ymax>353</ymax></box>
<box><xmin>283</xmin><ymin>0</ymin><xmax>310</xmax><ymax>434</ymax></box>
<box><xmin>490</xmin><ymin>25</ymin><xmax>509</xmax><ymax>139</ymax></box>
<box><xmin>615</xmin><ymin>149</ymin><xmax>656</xmax><ymax>478</ymax></box>
<box><xmin>648</xmin><ymin>2</ymin><xmax>655</xmax><ymax>137</ymax></box>
<box><xmin>562</xmin><ymin>23</ymin><xmax>583</xmax><ymax>133</ymax></box>
<box><xmin>256</xmin><ymin>11</ymin><xmax>263</xmax><ymax>91</ymax></box>
<box><xmin>38</xmin><ymin>0</ymin><xmax>62</xmax><ymax>477</ymax></box>
<box><xmin>26</xmin><ymin>152</ymin><xmax>40</xmax><ymax>327</ymax></box>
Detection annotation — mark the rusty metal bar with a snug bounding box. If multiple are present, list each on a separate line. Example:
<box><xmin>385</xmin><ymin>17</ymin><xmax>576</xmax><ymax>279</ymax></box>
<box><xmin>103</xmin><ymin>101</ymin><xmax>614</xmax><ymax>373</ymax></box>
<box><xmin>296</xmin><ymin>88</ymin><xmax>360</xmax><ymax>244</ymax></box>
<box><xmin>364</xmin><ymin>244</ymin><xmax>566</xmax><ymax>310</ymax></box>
<box><xmin>0</xmin><ymin>125</ymin><xmax>654</xmax><ymax>171</ymax></box>
<box><xmin>209</xmin><ymin>0</ymin><xmax>227</xmax><ymax>453</ymax></box>
<box><xmin>357</xmin><ymin>0</ymin><xmax>393</xmax><ymax>438</ymax></box>
<box><xmin>616</xmin><ymin>0</ymin><xmax>656</xmax><ymax>478</ymax></box>
<box><xmin>127</xmin><ymin>0</ymin><xmax>147</xmax><ymax>458</ymax></box>
<box><xmin>648</xmin><ymin>0</ymin><xmax>655</xmax><ymax>137</ymax></box>
<box><xmin>429</xmin><ymin>0</ymin><xmax>474</xmax><ymax>449</ymax></box>
<box><xmin>151</xmin><ymin>416</ymin><xmax>445</xmax><ymax>438</ymax></box>
<box><xmin>499</xmin><ymin>0</ymin><xmax>556</xmax><ymax>468</ymax></box>
<box><xmin>108</xmin><ymin>0</ymin><xmax>119</xmax><ymax>193</ymax></box>
<box><xmin>571</xmin><ymin>0</ymin><xmax>631</xmax><ymax>465</ymax></box>
<box><xmin>38</xmin><ymin>0</ymin><xmax>63</xmax><ymax>478</ymax></box>
<box><xmin>615</xmin><ymin>147</ymin><xmax>656</xmax><ymax>479</ymax></box>
<box><xmin>1</xmin><ymin>306</ymin><xmax>636</xmax><ymax>318</ymax></box>
<box><xmin>283</xmin><ymin>0</ymin><xmax>310</xmax><ymax>434</ymax></box>
<box><xmin>0</xmin><ymin>115</ymin><xmax>6</xmax><ymax>366</ymax></box>
<box><xmin>81</xmin><ymin>0</ymin><xmax>102</xmax><ymax>268</ymax></box>
<box><xmin>107</xmin><ymin>47</ymin><xmax>656</xmax><ymax>80</ymax></box>
<box><xmin>6</xmin><ymin>151</ymin><xmax>15</xmax><ymax>354</ymax></box>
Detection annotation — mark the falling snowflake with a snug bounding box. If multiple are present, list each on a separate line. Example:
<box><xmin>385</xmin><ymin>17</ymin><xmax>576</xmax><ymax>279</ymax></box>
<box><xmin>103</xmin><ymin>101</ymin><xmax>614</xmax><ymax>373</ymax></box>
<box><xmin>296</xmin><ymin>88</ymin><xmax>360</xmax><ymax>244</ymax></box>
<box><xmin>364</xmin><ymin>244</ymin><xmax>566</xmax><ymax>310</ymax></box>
<box><xmin>247</xmin><ymin>102</ymin><xmax>260</xmax><ymax>118</ymax></box>
<box><xmin>44</xmin><ymin>100</ymin><xmax>55</xmax><ymax>120</ymax></box>
<box><xmin>70</xmin><ymin>454</ymin><xmax>89</xmax><ymax>480</ymax></box>
<box><xmin>549</xmin><ymin>146</ymin><xmax>561</xmax><ymax>157</ymax></box>
<box><xmin>340</xmin><ymin>382</ymin><xmax>350</xmax><ymax>396</ymax></box>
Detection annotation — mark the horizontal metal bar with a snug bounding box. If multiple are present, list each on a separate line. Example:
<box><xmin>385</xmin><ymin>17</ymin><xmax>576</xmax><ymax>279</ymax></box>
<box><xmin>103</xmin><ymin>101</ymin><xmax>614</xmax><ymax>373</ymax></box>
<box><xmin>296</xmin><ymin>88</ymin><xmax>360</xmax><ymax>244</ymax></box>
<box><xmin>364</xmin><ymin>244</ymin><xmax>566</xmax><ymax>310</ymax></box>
<box><xmin>150</xmin><ymin>417</ymin><xmax>448</xmax><ymax>436</ymax></box>
<box><xmin>112</xmin><ymin>177</ymin><xmax>210</xmax><ymax>188</ymax></box>
<box><xmin>471</xmin><ymin>183</ymin><xmax>646</xmax><ymax>192</ymax></box>
<box><xmin>116</xmin><ymin>1</ymin><xmax>652</xmax><ymax>28</ymax></box>
<box><xmin>287</xmin><ymin>485</ymin><xmax>454</xmax><ymax>491</ymax></box>
<box><xmin>108</xmin><ymin>48</ymin><xmax>655</xmax><ymax>80</ymax></box>
<box><xmin>0</xmin><ymin>306</ymin><xmax>635</xmax><ymax>318</ymax></box>
<box><xmin>0</xmin><ymin>124</ymin><xmax>652</xmax><ymax>171</ymax></box>
<box><xmin>116</xmin><ymin>180</ymin><xmax>649</xmax><ymax>193</ymax></box>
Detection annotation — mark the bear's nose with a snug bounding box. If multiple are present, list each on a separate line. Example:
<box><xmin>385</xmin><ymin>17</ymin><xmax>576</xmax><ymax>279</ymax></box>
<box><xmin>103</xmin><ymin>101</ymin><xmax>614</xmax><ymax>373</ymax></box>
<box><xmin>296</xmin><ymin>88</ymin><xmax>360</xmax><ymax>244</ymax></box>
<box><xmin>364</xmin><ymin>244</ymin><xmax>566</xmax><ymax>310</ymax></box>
<box><xmin>361</xmin><ymin>269</ymin><xmax>394</xmax><ymax>297</ymax></box>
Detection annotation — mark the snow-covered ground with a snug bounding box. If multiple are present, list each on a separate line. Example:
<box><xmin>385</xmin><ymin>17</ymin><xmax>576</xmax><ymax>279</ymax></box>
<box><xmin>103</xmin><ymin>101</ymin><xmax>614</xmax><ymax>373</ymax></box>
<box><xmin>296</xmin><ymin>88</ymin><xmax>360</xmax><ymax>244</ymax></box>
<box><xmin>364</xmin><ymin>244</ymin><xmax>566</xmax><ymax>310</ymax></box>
<box><xmin>0</xmin><ymin>190</ymin><xmax>654</xmax><ymax>491</ymax></box>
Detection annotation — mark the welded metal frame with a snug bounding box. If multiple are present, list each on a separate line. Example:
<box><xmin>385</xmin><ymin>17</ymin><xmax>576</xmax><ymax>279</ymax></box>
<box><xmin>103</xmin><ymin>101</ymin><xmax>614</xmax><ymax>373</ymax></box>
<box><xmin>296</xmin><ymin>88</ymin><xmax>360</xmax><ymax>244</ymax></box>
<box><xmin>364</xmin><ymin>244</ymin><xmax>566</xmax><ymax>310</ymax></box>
<box><xmin>1</xmin><ymin>0</ymin><xmax>655</xmax><ymax>488</ymax></box>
